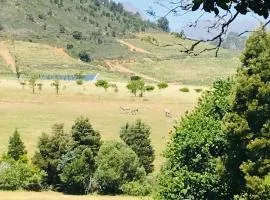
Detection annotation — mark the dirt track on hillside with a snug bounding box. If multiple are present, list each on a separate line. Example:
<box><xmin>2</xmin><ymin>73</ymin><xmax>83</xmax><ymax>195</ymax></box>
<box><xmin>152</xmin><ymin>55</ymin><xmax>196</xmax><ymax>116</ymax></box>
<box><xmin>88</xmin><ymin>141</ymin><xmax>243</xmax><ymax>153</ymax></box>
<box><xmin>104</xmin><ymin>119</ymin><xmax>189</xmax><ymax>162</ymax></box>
<box><xmin>0</xmin><ymin>41</ymin><xmax>16</xmax><ymax>73</ymax></box>
<box><xmin>105</xmin><ymin>60</ymin><xmax>158</xmax><ymax>82</ymax></box>
<box><xmin>117</xmin><ymin>39</ymin><xmax>151</xmax><ymax>54</ymax></box>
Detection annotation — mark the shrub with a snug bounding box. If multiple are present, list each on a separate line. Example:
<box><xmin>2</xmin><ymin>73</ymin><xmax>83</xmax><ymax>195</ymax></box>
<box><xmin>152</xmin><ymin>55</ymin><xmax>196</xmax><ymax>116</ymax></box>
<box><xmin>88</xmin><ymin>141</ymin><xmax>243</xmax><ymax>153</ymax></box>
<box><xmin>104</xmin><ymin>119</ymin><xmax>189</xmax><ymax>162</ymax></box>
<box><xmin>78</xmin><ymin>51</ymin><xmax>91</xmax><ymax>62</ymax></box>
<box><xmin>72</xmin><ymin>31</ymin><xmax>83</xmax><ymax>40</ymax></box>
<box><xmin>195</xmin><ymin>88</ymin><xmax>203</xmax><ymax>93</ymax></box>
<box><xmin>0</xmin><ymin>158</ymin><xmax>46</xmax><ymax>191</ymax></box>
<box><xmin>130</xmin><ymin>75</ymin><xmax>141</xmax><ymax>81</ymax></box>
<box><xmin>157</xmin><ymin>82</ymin><xmax>168</xmax><ymax>90</ymax></box>
<box><xmin>145</xmin><ymin>85</ymin><xmax>155</xmax><ymax>92</ymax></box>
<box><xmin>120</xmin><ymin>120</ymin><xmax>155</xmax><ymax>174</ymax></box>
<box><xmin>76</xmin><ymin>79</ymin><xmax>83</xmax><ymax>85</ymax></box>
<box><xmin>121</xmin><ymin>180</ymin><xmax>152</xmax><ymax>196</ymax></box>
<box><xmin>94</xmin><ymin>141</ymin><xmax>145</xmax><ymax>194</ymax></box>
<box><xmin>179</xmin><ymin>87</ymin><xmax>189</xmax><ymax>92</ymax></box>
<box><xmin>66</xmin><ymin>44</ymin><xmax>73</xmax><ymax>49</ymax></box>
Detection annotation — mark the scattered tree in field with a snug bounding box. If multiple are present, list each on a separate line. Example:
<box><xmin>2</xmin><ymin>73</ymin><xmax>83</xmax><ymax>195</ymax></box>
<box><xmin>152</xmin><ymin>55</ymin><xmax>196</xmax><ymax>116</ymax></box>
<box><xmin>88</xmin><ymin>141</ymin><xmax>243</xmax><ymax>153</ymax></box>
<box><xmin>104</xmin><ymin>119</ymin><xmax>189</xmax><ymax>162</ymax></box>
<box><xmin>223</xmin><ymin>28</ymin><xmax>270</xmax><ymax>199</ymax></box>
<box><xmin>120</xmin><ymin>120</ymin><xmax>155</xmax><ymax>174</ymax></box>
<box><xmin>94</xmin><ymin>141</ymin><xmax>145</xmax><ymax>194</ymax></box>
<box><xmin>126</xmin><ymin>76</ymin><xmax>146</xmax><ymax>97</ymax></box>
<box><xmin>95</xmin><ymin>80</ymin><xmax>109</xmax><ymax>92</ymax></box>
<box><xmin>157</xmin><ymin>80</ymin><xmax>232</xmax><ymax>199</ymax></box>
<box><xmin>33</xmin><ymin>124</ymin><xmax>73</xmax><ymax>187</ymax></box>
<box><xmin>28</xmin><ymin>75</ymin><xmax>37</xmax><ymax>94</ymax></box>
<box><xmin>157</xmin><ymin>17</ymin><xmax>170</xmax><ymax>32</ymax></box>
<box><xmin>51</xmin><ymin>79</ymin><xmax>60</xmax><ymax>95</ymax></box>
<box><xmin>7</xmin><ymin>129</ymin><xmax>27</xmax><ymax>161</ymax></box>
<box><xmin>157</xmin><ymin>82</ymin><xmax>168</xmax><ymax>90</ymax></box>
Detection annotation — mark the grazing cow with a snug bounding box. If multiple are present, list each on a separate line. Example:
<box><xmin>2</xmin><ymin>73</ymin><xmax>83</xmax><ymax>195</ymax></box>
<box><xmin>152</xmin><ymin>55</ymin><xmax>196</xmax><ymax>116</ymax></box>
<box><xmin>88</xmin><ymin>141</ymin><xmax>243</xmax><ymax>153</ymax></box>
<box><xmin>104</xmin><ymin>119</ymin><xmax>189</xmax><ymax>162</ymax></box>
<box><xmin>164</xmin><ymin>109</ymin><xmax>172</xmax><ymax>118</ymax></box>
<box><xmin>120</xmin><ymin>106</ymin><xmax>130</xmax><ymax>114</ymax></box>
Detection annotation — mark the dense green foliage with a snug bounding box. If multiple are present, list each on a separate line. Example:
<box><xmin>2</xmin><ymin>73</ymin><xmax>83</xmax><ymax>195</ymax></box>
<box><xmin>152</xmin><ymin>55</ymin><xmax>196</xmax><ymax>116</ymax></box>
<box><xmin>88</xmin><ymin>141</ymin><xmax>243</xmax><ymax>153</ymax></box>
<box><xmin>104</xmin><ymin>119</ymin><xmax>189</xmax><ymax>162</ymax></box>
<box><xmin>223</xmin><ymin>28</ymin><xmax>270</xmax><ymax>199</ymax></box>
<box><xmin>94</xmin><ymin>141</ymin><xmax>145</xmax><ymax>194</ymax></box>
<box><xmin>126</xmin><ymin>76</ymin><xmax>151</xmax><ymax>97</ymax></box>
<box><xmin>95</xmin><ymin>80</ymin><xmax>109</xmax><ymax>91</ymax></box>
<box><xmin>33</xmin><ymin>124</ymin><xmax>73</xmax><ymax>188</ymax></box>
<box><xmin>120</xmin><ymin>120</ymin><xmax>155</xmax><ymax>174</ymax></box>
<box><xmin>59</xmin><ymin>149</ymin><xmax>95</xmax><ymax>194</ymax></box>
<box><xmin>158</xmin><ymin>28</ymin><xmax>270</xmax><ymax>199</ymax></box>
<box><xmin>157</xmin><ymin>80</ymin><xmax>232</xmax><ymax>199</ymax></box>
<box><xmin>7</xmin><ymin>129</ymin><xmax>27</xmax><ymax>161</ymax></box>
<box><xmin>0</xmin><ymin>157</ymin><xmax>45</xmax><ymax>191</ymax></box>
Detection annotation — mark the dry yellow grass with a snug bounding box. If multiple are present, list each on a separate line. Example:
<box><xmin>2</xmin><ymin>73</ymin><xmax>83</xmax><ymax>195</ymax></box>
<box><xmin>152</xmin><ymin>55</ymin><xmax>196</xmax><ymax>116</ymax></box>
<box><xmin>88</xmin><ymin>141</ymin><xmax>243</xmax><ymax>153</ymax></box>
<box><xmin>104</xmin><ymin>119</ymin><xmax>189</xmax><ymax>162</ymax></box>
<box><xmin>0</xmin><ymin>191</ymin><xmax>151</xmax><ymax>200</ymax></box>
<box><xmin>0</xmin><ymin>79</ymin><xmax>203</xmax><ymax>170</ymax></box>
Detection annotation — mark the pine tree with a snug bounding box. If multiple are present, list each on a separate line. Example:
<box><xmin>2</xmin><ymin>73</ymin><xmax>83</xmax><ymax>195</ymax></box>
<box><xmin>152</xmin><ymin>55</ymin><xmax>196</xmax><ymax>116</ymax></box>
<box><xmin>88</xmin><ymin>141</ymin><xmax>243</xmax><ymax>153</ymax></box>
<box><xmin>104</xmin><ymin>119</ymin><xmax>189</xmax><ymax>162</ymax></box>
<box><xmin>71</xmin><ymin>116</ymin><xmax>102</xmax><ymax>157</ymax></box>
<box><xmin>120</xmin><ymin>119</ymin><xmax>155</xmax><ymax>174</ymax></box>
<box><xmin>33</xmin><ymin>124</ymin><xmax>73</xmax><ymax>187</ymax></box>
<box><xmin>7</xmin><ymin>129</ymin><xmax>27</xmax><ymax>160</ymax></box>
<box><xmin>223</xmin><ymin>27</ymin><xmax>270</xmax><ymax>199</ymax></box>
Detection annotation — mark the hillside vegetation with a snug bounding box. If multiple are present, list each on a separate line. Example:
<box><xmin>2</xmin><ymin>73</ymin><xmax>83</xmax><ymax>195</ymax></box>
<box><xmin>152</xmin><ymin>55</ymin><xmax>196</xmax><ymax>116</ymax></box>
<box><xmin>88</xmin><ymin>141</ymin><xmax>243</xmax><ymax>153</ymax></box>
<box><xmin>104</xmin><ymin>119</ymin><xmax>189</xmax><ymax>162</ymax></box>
<box><xmin>0</xmin><ymin>0</ymin><xmax>240</xmax><ymax>84</ymax></box>
<box><xmin>0</xmin><ymin>0</ymin><xmax>156</xmax><ymax>59</ymax></box>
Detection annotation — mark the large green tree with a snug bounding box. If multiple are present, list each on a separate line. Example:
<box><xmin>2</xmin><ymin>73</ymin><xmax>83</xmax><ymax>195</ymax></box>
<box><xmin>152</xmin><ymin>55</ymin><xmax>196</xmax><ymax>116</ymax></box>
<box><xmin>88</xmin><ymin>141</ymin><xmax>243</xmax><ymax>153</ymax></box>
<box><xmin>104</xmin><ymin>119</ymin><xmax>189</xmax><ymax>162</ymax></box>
<box><xmin>58</xmin><ymin>117</ymin><xmax>102</xmax><ymax>194</ymax></box>
<box><xmin>71</xmin><ymin>116</ymin><xmax>102</xmax><ymax>157</ymax></box>
<box><xmin>7</xmin><ymin>129</ymin><xmax>27</xmax><ymax>161</ymax></box>
<box><xmin>120</xmin><ymin>119</ymin><xmax>155</xmax><ymax>174</ymax></box>
<box><xmin>157</xmin><ymin>80</ymin><xmax>232</xmax><ymax>199</ymax></box>
<box><xmin>94</xmin><ymin>141</ymin><xmax>145</xmax><ymax>194</ymax></box>
<box><xmin>223</xmin><ymin>28</ymin><xmax>270</xmax><ymax>199</ymax></box>
<box><xmin>33</xmin><ymin>124</ymin><xmax>73</xmax><ymax>188</ymax></box>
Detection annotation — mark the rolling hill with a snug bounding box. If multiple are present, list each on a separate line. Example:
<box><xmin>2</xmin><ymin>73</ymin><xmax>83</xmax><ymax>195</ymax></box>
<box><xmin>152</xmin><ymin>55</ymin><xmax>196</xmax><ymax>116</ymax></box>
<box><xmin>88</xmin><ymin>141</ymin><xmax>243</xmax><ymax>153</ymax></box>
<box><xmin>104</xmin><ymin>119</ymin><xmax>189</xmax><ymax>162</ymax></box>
<box><xmin>0</xmin><ymin>0</ymin><xmax>240</xmax><ymax>85</ymax></box>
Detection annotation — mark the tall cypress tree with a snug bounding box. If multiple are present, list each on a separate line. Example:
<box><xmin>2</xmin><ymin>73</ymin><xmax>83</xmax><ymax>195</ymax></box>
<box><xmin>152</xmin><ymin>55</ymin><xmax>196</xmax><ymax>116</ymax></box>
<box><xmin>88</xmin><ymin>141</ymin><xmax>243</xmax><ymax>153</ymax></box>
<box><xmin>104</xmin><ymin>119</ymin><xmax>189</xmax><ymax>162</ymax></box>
<box><xmin>223</xmin><ymin>28</ymin><xmax>270</xmax><ymax>199</ymax></box>
<box><xmin>7</xmin><ymin>129</ymin><xmax>27</xmax><ymax>160</ymax></box>
<box><xmin>120</xmin><ymin>119</ymin><xmax>155</xmax><ymax>174</ymax></box>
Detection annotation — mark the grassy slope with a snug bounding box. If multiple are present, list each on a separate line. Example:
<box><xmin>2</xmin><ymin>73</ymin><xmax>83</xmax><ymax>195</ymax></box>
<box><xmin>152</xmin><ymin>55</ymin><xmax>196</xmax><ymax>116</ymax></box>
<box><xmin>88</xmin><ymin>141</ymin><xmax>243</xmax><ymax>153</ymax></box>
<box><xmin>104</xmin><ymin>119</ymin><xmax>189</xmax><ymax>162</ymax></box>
<box><xmin>117</xmin><ymin>32</ymin><xmax>240</xmax><ymax>85</ymax></box>
<box><xmin>0</xmin><ymin>0</ymin><xmax>152</xmax><ymax>59</ymax></box>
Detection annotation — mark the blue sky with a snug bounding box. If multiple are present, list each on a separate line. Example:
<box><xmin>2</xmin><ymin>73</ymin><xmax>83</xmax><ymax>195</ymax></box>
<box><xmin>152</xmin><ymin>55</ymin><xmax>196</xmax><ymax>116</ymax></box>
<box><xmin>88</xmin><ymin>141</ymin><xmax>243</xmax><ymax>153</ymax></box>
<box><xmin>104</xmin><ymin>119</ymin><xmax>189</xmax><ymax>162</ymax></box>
<box><xmin>114</xmin><ymin>0</ymin><xmax>267</xmax><ymax>38</ymax></box>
